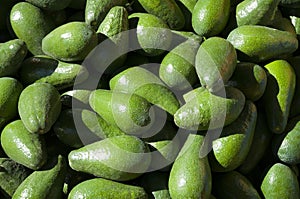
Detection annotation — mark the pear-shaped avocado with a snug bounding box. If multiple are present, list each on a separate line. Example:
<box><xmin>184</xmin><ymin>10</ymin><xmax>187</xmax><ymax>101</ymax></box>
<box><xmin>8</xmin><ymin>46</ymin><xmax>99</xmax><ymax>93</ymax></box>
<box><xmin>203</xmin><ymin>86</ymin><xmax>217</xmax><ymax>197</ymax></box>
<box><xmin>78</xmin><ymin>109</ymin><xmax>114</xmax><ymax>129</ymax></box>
<box><xmin>174</xmin><ymin>86</ymin><xmax>245</xmax><ymax>130</ymax></box>
<box><xmin>192</xmin><ymin>0</ymin><xmax>230</xmax><ymax>37</ymax></box>
<box><xmin>0</xmin><ymin>39</ymin><xmax>27</xmax><ymax>77</ymax></box>
<box><xmin>261</xmin><ymin>163</ymin><xmax>300</xmax><ymax>199</ymax></box>
<box><xmin>68</xmin><ymin>135</ymin><xmax>151</xmax><ymax>181</ymax></box>
<box><xmin>89</xmin><ymin>89</ymin><xmax>151</xmax><ymax>135</ymax></box>
<box><xmin>10</xmin><ymin>2</ymin><xmax>55</xmax><ymax>55</ymax></box>
<box><xmin>195</xmin><ymin>37</ymin><xmax>237</xmax><ymax>93</ymax></box>
<box><xmin>210</xmin><ymin>101</ymin><xmax>257</xmax><ymax>172</ymax></box>
<box><xmin>262</xmin><ymin>60</ymin><xmax>296</xmax><ymax>134</ymax></box>
<box><xmin>85</xmin><ymin>0</ymin><xmax>127</xmax><ymax>29</ymax></box>
<box><xmin>42</xmin><ymin>22</ymin><xmax>98</xmax><ymax>62</ymax></box>
<box><xmin>12</xmin><ymin>155</ymin><xmax>67</xmax><ymax>199</ymax></box>
<box><xmin>129</xmin><ymin>13</ymin><xmax>172</xmax><ymax>56</ymax></box>
<box><xmin>18</xmin><ymin>82</ymin><xmax>62</xmax><ymax>134</ymax></box>
<box><xmin>227</xmin><ymin>25</ymin><xmax>298</xmax><ymax>62</ymax></box>
<box><xmin>68</xmin><ymin>178</ymin><xmax>148</xmax><ymax>199</ymax></box>
<box><xmin>169</xmin><ymin>134</ymin><xmax>212</xmax><ymax>199</ymax></box>
<box><xmin>1</xmin><ymin>120</ymin><xmax>47</xmax><ymax>170</ymax></box>
<box><xmin>137</xmin><ymin>0</ymin><xmax>185</xmax><ymax>30</ymax></box>
<box><xmin>110</xmin><ymin>67</ymin><xmax>180</xmax><ymax>115</ymax></box>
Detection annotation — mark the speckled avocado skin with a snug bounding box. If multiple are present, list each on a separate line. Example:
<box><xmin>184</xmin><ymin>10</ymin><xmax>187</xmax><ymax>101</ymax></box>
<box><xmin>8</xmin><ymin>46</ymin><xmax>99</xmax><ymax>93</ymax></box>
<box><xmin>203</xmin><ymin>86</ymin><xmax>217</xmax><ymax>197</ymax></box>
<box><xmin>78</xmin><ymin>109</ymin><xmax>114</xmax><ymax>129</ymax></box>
<box><xmin>10</xmin><ymin>2</ymin><xmax>55</xmax><ymax>55</ymax></box>
<box><xmin>42</xmin><ymin>22</ymin><xmax>98</xmax><ymax>62</ymax></box>
<box><xmin>68</xmin><ymin>178</ymin><xmax>148</xmax><ymax>199</ymax></box>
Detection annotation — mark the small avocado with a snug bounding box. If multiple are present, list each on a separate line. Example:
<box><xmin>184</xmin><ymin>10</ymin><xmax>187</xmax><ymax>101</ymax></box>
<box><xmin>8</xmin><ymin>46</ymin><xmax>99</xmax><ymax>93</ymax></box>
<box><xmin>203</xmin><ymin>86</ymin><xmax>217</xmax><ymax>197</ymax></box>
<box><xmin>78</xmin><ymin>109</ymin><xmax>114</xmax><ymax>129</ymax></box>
<box><xmin>68</xmin><ymin>178</ymin><xmax>148</xmax><ymax>199</ymax></box>
<box><xmin>68</xmin><ymin>135</ymin><xmax>151</xmax><ymax>181</ymax></box>
<box><xmin>1</xmin><ymin>120</ymin><xmax>47</xmax><ymax>170</ymax></box>
<box><xmin>42</xmin><ymin>22</ymin><xmax>98</xmax><ymax>62</ymax></box>
<box><xmin>10</xmin><ymin>2</ymin><xmax>55</xmax><ymax>55</ymax></box>
<box><xmin>18</xmin><ymin>82</ymin><xmax>62</xmax><ymax>134</ymax></box>
<box><xmin>261</xmin><ymin>163</ymin><xmax>300</xmax><ymax>199</ymax></box>
<box><xmin>169</xmin><ymin>134</ymin><xmax>212</xmax><ymax>199</ymax></box>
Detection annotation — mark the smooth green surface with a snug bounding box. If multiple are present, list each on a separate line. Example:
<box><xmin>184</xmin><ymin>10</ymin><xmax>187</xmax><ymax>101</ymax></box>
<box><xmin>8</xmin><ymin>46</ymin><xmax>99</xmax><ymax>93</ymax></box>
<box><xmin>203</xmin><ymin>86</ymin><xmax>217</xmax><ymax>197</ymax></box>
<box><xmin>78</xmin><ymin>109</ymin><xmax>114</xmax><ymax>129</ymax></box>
<box><xmin>228</xmin><ymin>62</ymin><xmax>267</xmax><ymax>101</ymax></box>
<box><xmin>174</xmin><ymin>86</ymin><xmax>245</xmax><ymax>130</ymax></box>
<box><xmin>110</xmin><ymin>67</ymin><xmax>180</xmax><ymax>115</ymax></box>
<box><xmin>227</xmin><ymin>25</ymin><xmax>298</xmax><ymax>62</ymax></box>
<box><xmin>210</xmin><ymin>101</ymin><xmax>257</xmax><ymax>172</ymax></box>
<box><xmin>42</xmin><ymin>22</ymin><xmax>98</xmax><ymax>62</ymax></box>
<box><xmin>12</xmin><ymin>155</ymin><xmax>66</xmax><ymax>199</ymax></box>
<box><xmin>236</xmin><ymin>0</ymin><xmax>280</xmax><ymax>26</ymax></box>
<box><xmin>89</xmin><ymin>89</ymin><xmax>151</xmax><ymax>135</ymax></box>
<box><xmin>192</xmin><ymin>0</ymin><xmax>230</xmax><ymax>37</ymax></box>
<box><xmin>1</xmin><ymin>120</ymin><xmax>47</xmax><ymax>170</ymax></box>
<box><xmin>0</xmin><ymin>39</ymin><xmax>27</xmax><ymax>77</ymax></box>
<box><xmin>20</xmin><ymin>56</ymin><xmax>88</xmax><ymax>90</ymax></box>
<box><xmin>137</xmin><ymin>0</ymin><xmax>185</xmax><ymax>30</ymax></box>
<box><xmin>261</xmin><ymin>163</ymin><xmax>300</xmax><ymax>199</ymax></box>
<box><xmin>195</xmin><ymin>37</ymin><xmax>237</xmax><ymax>93</ymax></box>
<box><xmin>10</xmin><ymin>2</ymin><xmax>55</xmax><ymax>55</ymax></box>
<box><xmin>213</xmin><ymin>171</ymin><xmax>261</xmax><ymax>199</ymax></box>
<box><xmin>68</xmin><ymin>178</ymin><xmax>148</xmax><ymax>199</ymax></box>
<box><xmin>169</xmin><ymin>134</ymin><xmax>211</xmax><ymax>199</ymax></box>
<box><xmin>18</xmin><ymin>82</ymin><xmax>62</xmax><ymax>134</ymax></box>
<box><xmin>262</xmin><ymin>60</ymin><xmax>296</xmax><ymax>134</ymax></box>
<box><xmin>68</xmin><ymin>135</ymin><xmax>151</xmax><ymax>181</ymax></box>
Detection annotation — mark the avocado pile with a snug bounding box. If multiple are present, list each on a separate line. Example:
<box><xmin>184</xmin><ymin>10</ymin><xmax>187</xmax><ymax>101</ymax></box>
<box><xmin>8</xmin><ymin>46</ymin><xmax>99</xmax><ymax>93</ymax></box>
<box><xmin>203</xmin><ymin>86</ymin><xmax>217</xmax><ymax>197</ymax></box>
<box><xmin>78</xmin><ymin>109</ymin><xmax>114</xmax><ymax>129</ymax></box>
<box><xmin>1</xmin><ymin>0</ymin><xmax>300</xmax><ymax>198</ymax></box>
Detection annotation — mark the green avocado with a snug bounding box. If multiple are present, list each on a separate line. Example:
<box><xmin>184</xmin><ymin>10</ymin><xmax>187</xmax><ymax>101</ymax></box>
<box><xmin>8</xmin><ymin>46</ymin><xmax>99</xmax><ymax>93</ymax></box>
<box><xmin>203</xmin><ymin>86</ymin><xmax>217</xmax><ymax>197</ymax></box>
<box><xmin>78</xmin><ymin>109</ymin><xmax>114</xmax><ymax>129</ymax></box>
<box><xmin>213</xmin><ymin>171</ymin><xmax>261</xmax><ymax>199</ymax></box>
<box><xmin>85</xmin><ymin>0</ymin><xmax>127</xmax><ymax>29</ymax></box>
<box><xmin>195</xmin><ymin>37</ymin><xmax>237</xmax><ymax>93</ymax></box>
<box><xmin>262</xmin><ymin>60</ymin><xmax>296</xmax><ymax>134</ymax></box>
<box><xmin>42</xmin><ymin>22</ymin><xmax>98</xmax><ymax>62</ymax></box>
<box><xmin>12</xmin><ymin>155</ymin><xmax>67</xmax><ymax>199</ymax></box>
<box><xmin>18</xmin><ymin>83</ymin><xmax>62</xmax><ymax>134</ymax></box>
<box><xmin>68</xmin><ymin>178</ymin><xmax>148</xmax><ymax>199</ymax></box>
<box><xmin>227</xmin><ymin>62</ymin><xmax>267</xmax><ymax>101</ymax></box>
<box><xmin>137</xmin><ymin>0</ymin><xmax>185</xmax><ymax>30</ymax></box>
<box><xmin>210</xmin><ymin>100</ymin><xmax>257</xmax><ymax>172</ymax></box>
<box><xmin>192</xmin><ymin>0</ymin><xmax>230</xmax><ymax>37</ymax></box>
<box><xmin>236</xmin><ymin>0</ymin><xmax>280</xmax><ymax>26</ymax></box>
<box><xmin>227</xmin><ymin>25</ymin><xmax>298</xmax><ymax>62</ymax></box>
<box><xmin>1</xmin><ymin>120</ymin><xmax>47</xmax><ymax>170</ymax></box>
<box><xmin>0</xmin><ymin>77</ymin><xmax>23</xmax><ymax>129</ymax></box>
<box><xmin>25</xmin><ymin>0</ymin><xmax>72</xmax><ymax>11</ymax></box>
<box><xmin>174</xmin><ymin>86</ymin><xmax>245</xmax><ymax>130</ymax></box>
<box><xmin>19</xmin><ymin>56</ymin><xmax>88</xmax><ymax>90</ymax></box>
<box><xmin>89</xmin><ymin>89</ymin><xmax>151</xmax><ymax>135</ymax></box>
<box><xmin>0</xmin><ymin>39</ymin><xmax>27</xmax><ymax>77</ymax></box>
<box><xmin>129</xmin><ymin>13</ymin><xmax>172</xmax><ymax>56</ymax></box>
<box><xmin>110</xmin><ymin>67</ymin><xmax>180</xmax><ymax>115</ymax></box>
<box><xmin>169</xmin><ymin>134</ymin><xmax>212</xmax><ymax>199</ymax></box>
<box><xmin>10</xmin><ymin>2</ymin><xmax>55</xmax><ymax>55</ymax></box>
<box><xmin>60</xmin><ymin>90</ymin><xmax>91</xmax><ymax>107</ymax></box>
<box><xmin>261</xmin><ymin>163</ymin><xmax>300</xmax><ymax>199</ymax></box>
<box><xmin>68</xmin><ymin>135</ymin><xmax>151</xmax><ymax>181</ymax></box>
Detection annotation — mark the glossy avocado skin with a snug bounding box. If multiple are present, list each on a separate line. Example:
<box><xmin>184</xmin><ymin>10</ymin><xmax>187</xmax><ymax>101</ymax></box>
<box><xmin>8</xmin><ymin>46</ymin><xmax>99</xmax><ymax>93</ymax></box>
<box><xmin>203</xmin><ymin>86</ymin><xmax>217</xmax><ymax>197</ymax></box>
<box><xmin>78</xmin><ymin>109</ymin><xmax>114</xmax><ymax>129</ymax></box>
<box><xmin>174</xmin><ymin>86</ymin><xmax>245</xmax><ymax>130</ymax></box>
<box><xmin>42</xmin><ymin>22</ymin><xmax>98</xmax><ymax>62</ymax></box>
<box><xmin>10</xmin><ymin>2</ymin><xmax>55</xmax><ymax>55</ymax></box>
<box><xmin>262</xmin><ymin>60</ymin><xmax>296</xmax><ymax>134</ymax></box>
<box><xmin>227</xmin><ymin>25</ymin><xmax>298</xmax><ymax>62</ymax></box>
<box><xmin>192</xmin><ymin>0</ymin><xmax>230</xmax><ymax>37</ymax></box>
<box><xmin>137</xmin><ymin>0</ymin><xmax>185</xmax><ymax>30</ymax></box>
<box><xmin>1</xmin><ymin>120</ymin><xmax>47</xmax><ymax>170</ymax></box>
<box><xmin>12</xmin><ymin>155</ymin><xmax>67</xmax><ymax>199</ymax></box>
<box><xmin>213</xmin><ymin>171</ymin><xmax>261</xmax><ymax>199</ymax></box>
<box><xmin>169</xmin><ymin>134</ymin><xmax>212</xmax><ymax>199</ymax></box>
<box><xmin>68</xmin><ymin>135</ymin><xmax>151</xmax><ymax>181</ymax></box>
<box><xmin>195</xmin><ymin>37</ymin><xmax>237</xmax><ymax>93</ymax></box>
<box><xmin>0</xmin><ymin>39</ymin><xmax>27</xmax><ymax>77</ymax></box>
<box><xmin>261</xmin><ymin>163</ymin><xmax>300</xmax><ymax>199</ymax></box>
<box><xmin>68</xmin><ymin>178</ymin><xmax>148</xmax><ymax>199</ymax></box>
<box><xmin>18</xmin><ymin>82</ymin><xmax>62</xmax><ymax>134</ymax></box>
